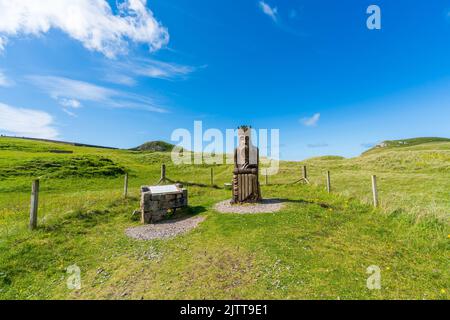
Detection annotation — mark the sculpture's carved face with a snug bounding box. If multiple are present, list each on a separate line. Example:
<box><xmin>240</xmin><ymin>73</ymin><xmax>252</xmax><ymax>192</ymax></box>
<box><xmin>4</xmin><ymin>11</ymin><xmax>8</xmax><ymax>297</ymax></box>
<box><xmin>238</xmin><ymin>129</ymin><xmax>250</xmax><ymax>148</ymax></box>
<box><xmin>238</xmin><ymin>134</ymin><xmax>246</xmax><ymax>148</ymax></box>
<box><xmin>237</xmin><ymin>128</ymin><xmax>257</xmax><ymax>166</ymax></box>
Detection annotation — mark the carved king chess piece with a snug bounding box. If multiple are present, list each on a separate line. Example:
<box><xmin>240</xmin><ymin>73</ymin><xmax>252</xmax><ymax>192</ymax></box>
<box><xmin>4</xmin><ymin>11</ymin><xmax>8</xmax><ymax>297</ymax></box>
<box><xmin>231</xmin><ymin>126</ymin><xmax>262</xmax><ymax>204</ymax></box>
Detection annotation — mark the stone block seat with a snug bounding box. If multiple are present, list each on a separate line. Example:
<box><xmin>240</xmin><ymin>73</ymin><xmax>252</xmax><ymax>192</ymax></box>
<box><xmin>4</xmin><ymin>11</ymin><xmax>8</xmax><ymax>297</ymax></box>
<box><xmin>140</xmin><ymin>184</ymin><xmax>188</xmax><ymax>224</ymax></box>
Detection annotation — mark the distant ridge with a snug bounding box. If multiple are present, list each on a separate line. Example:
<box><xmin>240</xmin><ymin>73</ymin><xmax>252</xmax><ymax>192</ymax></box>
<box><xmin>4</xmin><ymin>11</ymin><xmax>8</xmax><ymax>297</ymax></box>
<box><xmin>364</xmin><ymin>137</ymin><xmax>450</xmax><ymax>154</ymax></box>
<box><xmin>0</xmin><ymin>135</ymin><xmax>118</xmax><ymax>150</ymax></box>
<box><xmin>132</xmin><ymin>140</ymin><xmax>175</xmax><ymax>152</ymax></box>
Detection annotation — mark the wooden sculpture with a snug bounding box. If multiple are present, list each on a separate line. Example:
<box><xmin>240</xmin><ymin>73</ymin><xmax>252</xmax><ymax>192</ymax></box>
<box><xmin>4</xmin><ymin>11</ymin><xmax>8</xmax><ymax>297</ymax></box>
<box><xmin>231</xmin><ymin>126</ymin><xmax>262</xmax><ymax>204</ymax></box>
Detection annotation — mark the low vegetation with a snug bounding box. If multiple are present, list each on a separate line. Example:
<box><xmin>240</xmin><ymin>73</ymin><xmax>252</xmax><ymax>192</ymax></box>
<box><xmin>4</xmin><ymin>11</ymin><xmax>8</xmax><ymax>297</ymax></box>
<box><xmin>132</xmin><ymin>140</ymin><xmax>175</xmax><ymax>152</ymax></box>
<box><xmin>0</xmin><ymin>136</ymin><xmax>448</xmax><ymax>299</ymax></box>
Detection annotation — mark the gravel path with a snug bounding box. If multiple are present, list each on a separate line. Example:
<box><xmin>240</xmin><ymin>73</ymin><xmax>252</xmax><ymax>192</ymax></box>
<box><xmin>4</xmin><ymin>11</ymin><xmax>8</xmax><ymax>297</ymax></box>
<box><xmin>125</xmin><ymin>216</ymin><xmax>206</xmax><ymax>240</ymax></box>
<box><xmin>214</xmin><ymin>199</ymin><xmax>285</xmax><ymax>214</ymax></box>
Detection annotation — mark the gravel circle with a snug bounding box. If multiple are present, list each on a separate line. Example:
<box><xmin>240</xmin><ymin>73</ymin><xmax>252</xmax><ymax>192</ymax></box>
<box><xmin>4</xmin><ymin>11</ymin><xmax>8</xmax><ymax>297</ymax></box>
<box><xmin>214</xmin><ymin>199</ymin><xmax>285</xmax><ymax>214</ymax></box>
<box><xmin>125</xmin><ymin>216</ymin><xmax>206</xmax><ymax>240</ymax></box>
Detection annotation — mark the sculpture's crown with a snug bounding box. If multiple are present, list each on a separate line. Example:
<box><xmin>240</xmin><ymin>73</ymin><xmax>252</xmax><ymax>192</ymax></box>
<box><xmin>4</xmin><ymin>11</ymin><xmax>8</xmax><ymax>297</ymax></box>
<box><xmin>238</xmin><ymin>125</ymin><xmax>251</xmax><ymax>132</ymax></box>
<box><xmin>238</xmin><ymin>126</ymin><xmax>252</xmax><ymax>139</ymax></box>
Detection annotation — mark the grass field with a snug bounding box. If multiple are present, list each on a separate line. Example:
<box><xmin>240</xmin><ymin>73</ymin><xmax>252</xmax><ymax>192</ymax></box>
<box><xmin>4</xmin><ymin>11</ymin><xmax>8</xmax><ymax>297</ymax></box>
<box><xmin>0</xmin><ymin>136</ymin><xmax>448</xmax><ymax>299</ymax></box>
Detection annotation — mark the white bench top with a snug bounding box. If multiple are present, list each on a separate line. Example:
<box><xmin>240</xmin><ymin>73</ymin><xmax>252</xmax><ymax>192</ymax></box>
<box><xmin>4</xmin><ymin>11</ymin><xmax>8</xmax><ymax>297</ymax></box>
<box><xmin>148</xmin><ymin>185</ymin><xmax>181</xmax><ymax>195</ymax></box>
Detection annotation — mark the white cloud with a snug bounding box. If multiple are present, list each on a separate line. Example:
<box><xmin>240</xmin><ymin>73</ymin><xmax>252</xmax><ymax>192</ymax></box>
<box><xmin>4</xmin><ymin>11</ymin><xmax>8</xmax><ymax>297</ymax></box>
<box><xmin>300</xmin><ymin>113</ymin><xmax>321</xmax><ymax>127</ymax></box>
<box><xmin>59</xmin><ymin>98</ymin><xmax>82</xmax><ymax>109</ymax></box>
<box><xmin>27</xmin><ymin>75</ymin><xmax>169</xmax><ymax>113</ymax></box>
<box><xmin>0</xmin><ymin>0</ymin><xmax>169</xmax><ymax>58</ymax></box>
<box><xmin>0</xmin><ymin>36</ymin><xmax>6</xmax><ymax>51</ymax></box>
<box><xmin>0</xmin><ymin>102</ymin><xmax>58</xmax><ymax>139</ymax></box>
<box><xmin>0</xmin><ymin>70</ymin><xmax>14</xmax><ymax>87</ymax></box>
<box><xmin>259</xmin><ymin>1</ymin><xmax>278</xmax><ymax>21</ymax></box>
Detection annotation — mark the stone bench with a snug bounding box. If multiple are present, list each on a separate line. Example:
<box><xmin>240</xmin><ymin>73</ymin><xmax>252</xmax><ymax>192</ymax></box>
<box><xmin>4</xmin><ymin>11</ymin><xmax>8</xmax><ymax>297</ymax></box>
<box><xmin>140</xmin><ymin>184</ymin><xmax>188</xmax><ymax>224</ymax></box>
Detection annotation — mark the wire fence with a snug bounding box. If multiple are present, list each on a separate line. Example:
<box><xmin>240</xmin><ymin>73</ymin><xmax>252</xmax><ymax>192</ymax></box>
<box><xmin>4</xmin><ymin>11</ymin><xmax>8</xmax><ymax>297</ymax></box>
<box><xmin>2</xmin><ymin>162</ymin><xmax>448</xmax><ymax>232</ymax></box>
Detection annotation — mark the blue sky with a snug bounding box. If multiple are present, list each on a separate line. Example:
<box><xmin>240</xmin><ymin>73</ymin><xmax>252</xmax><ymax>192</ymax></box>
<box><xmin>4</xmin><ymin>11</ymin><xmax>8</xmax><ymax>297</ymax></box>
<box><xmin>0</xmin><ymin>0</ymin><xmax>449</xmax><ymax>160</ymax></box>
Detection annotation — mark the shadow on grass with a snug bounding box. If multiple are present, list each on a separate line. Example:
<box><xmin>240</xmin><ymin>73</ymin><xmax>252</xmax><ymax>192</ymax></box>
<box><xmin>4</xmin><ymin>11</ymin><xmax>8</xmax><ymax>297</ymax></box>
<box><xmin>159</xmin><ymin>179</ymin><xmax>223</xmax><ymax>189</ymax></box>
<box><xmin>168</xmin><ymin>205</ymin><xmax>207</xmax><ymax>221</ymax></box>
<box><xmin>271</xmin><ymin>198</ymin><xmax>334</xmax><ymax>209</ymax></box>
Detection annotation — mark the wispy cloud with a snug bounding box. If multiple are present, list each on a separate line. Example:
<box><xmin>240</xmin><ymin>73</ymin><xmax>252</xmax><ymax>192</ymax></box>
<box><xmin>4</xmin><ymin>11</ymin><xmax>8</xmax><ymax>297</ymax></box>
<box><xmin>103</xmin><ymin>74</ymin><xmax>137</xmax><ymax>87</ymax></box>
<box><xmin>62</xmin><ymin>108</ymin><xmax>77</xmax><ymax>118</ymax></box>
<box><xmin>59</xmin><ymin>98</ymin><xmax>81</xmax><ymax>117</ymax></box>
<box><xmin>28</xmin><ymin>75</ymin><xmax>115</xmax><ymax>101</ymax></box>
<box><xmin>258</xmin><ymin>3</ymin><xmax>305</xmax><ymax>37</ymax></box>
<box><xmin>0</xmin><ymin>0</ymin><xmax>169</xmax><ymax>58</ymax></box>
<box><xmin>27</xmin><ymin>75</ymin><xmax>169</xmax><ymax>114</ymax></box>
<box><xmin>259</xmin><ymin>1</ymin><xmax>278</xmax><ymax>22</ymax></box>
<box><xmin>104</xmin><ymin>58</ymin><xmax>198</xmax><ymax>85</ymax></box>
<box><xmin>0</xmin><ymin>70</ymin><xmax>14</xmax><ymax>87</ymax></box>
<box><xmin>300</xmin><ymin>113</ymin><xmax>321</xmax><ymax>127</ymax></box>
<box><xmin>132</xmin><ymin>59</ymin><xmax>196</xmax><ymax>80</ymax></box>
<box><xmin>0</xmin><ymin>102</ymin><xmax>58</xmax><ymax>139</ymax></box>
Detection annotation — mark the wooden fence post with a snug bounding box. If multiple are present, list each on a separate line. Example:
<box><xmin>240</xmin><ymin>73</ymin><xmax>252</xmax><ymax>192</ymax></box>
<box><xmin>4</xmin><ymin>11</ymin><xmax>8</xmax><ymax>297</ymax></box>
<box><xmin>161</xmin><ymin>164</ymin><xmax>166</xmax><ymax>181</ymax></box>
<box><xmin>29</xmin><ymin>179</ymin><xmax>39</xmax><ymax>230</ymax></box>
<box><xmin>326</xmin><ymin>171</ymin><xmax>331</xmax><ymax>193</ymax></box>
<box><xmin>210</xmin><ymin>167</ymin><xmax>214</xmax><ymax>186</ymax></box>
<box><xmin>294</xmin><ymin>165</ymin><xmax>310</xmax><ymax>184</ymax></box>
<box><xmin>371</xmin><ymin>175</ymin><xmax>379</xmax><ymax>207</ymax></box>
<box><xmin>158</xmin><ymin>164</ymin><xmax>166</xmax><ymax>184</ymax></box>
<box><xmin>123</xmin><ymin>173</ymin><xmax>128</xmax><ymax>198</ymax></box>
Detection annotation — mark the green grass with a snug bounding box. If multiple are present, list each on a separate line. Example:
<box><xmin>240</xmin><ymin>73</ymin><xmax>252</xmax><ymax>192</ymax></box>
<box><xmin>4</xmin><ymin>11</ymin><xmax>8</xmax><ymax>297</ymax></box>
<box><xmin>0</xmin><ymin>136</ymin><xmax>448</xmax><ymax>300</ymax></box>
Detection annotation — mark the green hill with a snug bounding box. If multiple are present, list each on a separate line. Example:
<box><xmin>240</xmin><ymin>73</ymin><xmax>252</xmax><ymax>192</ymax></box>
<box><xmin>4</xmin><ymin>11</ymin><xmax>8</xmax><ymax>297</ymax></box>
<box><xmin>280</xmin><ymin>138</ymin><xmax>450</xmax><ymax>220</ymax></box>
<box><xmin>132</xmin><ymin>140</ymin><xmax>175</xmax><ymax>152</ymax></box>
<box><xmin>0</xmin><ymin>136</ymin><xmax>448</xmax><ymax>300</ymax></box>
<box><xmin>364</xmin><ymin>137</ymin><xmax>450</xmax><ymax>154</ymax></box>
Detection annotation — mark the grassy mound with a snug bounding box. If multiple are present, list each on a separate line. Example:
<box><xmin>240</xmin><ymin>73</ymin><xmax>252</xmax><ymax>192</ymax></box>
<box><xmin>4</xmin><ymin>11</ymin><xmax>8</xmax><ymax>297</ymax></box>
<box><xmin>0</xmin><ymin>156</ymin><xmax>126</xmax><ymax>179</ymax></box>
<box><xmin>0</xmin><ymin>138</ymin><xmax>71</xmax><ymax>153</ymax></box>
<box><xmin>132</xmin><ymin>141</ymin><xmax>175</xmax><ymax>152</ymax></box>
